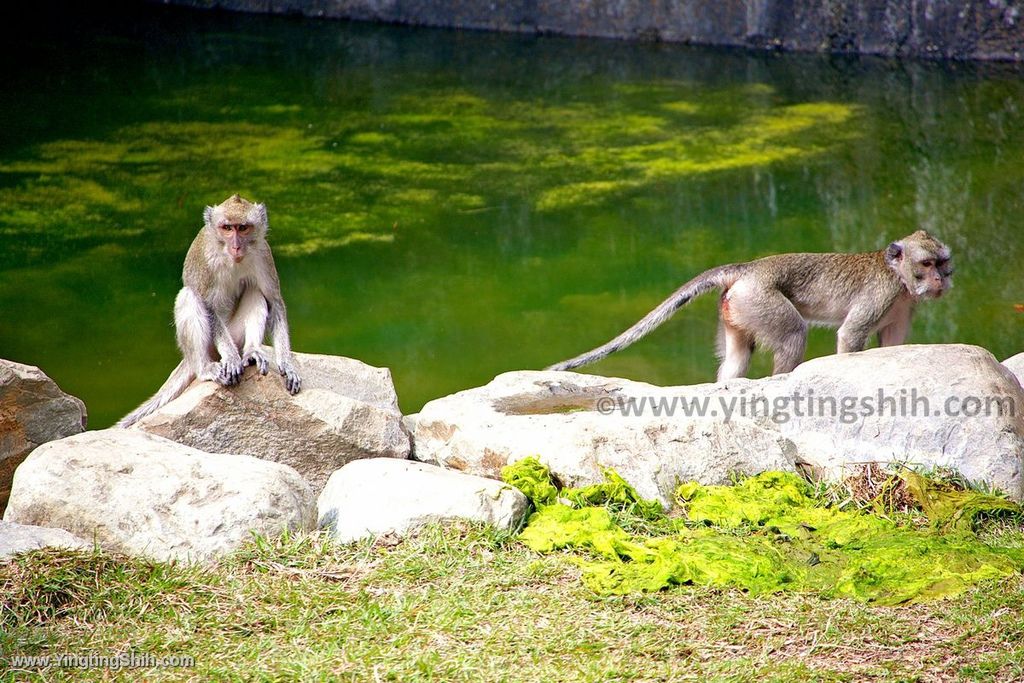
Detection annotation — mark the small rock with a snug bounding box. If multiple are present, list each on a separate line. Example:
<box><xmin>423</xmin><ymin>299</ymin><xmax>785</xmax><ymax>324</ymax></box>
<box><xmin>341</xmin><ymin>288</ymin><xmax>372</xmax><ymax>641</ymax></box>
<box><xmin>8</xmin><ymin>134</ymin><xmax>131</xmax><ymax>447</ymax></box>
<box><xmin>1002</xmin><ymin>352</ymin><xmax>1024</xmax><ymax>387</ymax></box>
<box><xmin>317</xmin><ymin>458</ymin><xmax>530</xmax><ymax>543</ymax></box>
<box><xmin>0</xmin><ymin>519</ymin><xmax>91</xmax><ymax>560</ymax></box>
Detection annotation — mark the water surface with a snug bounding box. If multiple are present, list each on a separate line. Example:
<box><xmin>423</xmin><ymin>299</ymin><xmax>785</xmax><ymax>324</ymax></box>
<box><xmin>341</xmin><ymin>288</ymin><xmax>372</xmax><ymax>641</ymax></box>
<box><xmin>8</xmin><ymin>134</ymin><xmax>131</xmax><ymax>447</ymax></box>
<box><xmin>1</xmin><ymin>5</ymin><xmax>1022</xmax><ymax>427</ymax></box>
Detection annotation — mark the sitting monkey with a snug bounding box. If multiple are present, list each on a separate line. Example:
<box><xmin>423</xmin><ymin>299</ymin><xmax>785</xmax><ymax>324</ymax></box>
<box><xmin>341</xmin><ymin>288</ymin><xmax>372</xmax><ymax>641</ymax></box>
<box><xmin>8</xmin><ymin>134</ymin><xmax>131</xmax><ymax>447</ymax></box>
<box><xmin>119</xmin><ymin>194</ymin><xmax>300</xmax><ymax>427</ymax></box>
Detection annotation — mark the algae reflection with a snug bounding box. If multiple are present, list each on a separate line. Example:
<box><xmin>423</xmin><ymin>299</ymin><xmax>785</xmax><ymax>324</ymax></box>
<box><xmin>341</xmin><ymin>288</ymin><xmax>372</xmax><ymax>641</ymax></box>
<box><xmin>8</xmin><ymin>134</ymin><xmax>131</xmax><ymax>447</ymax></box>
<box><xmin>0</xmin><ymin>6</ymin><xmax>1022</xmax><ymax>428</ymax></box>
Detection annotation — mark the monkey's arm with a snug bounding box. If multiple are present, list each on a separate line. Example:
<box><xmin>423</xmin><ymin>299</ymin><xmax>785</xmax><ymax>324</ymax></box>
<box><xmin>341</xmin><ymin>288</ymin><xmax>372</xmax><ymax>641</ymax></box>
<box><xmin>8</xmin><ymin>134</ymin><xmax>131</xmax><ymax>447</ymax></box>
<box><xmin>266</xmin><ymin>298</ymin><xmax>299</xmax><ymax>393</ymax></box>
<box><xmin>211</xmin><ymin>311</ymin><xmax>245</xmax><ymax>385</ymax></box>
<box><xmin>260</xmin><ymin>252</ymin><xmax>301</xmax><ymax>394</ymax></box>
<box><xmin>836</xmin><ymin>299</ymin><xmax>895</xmax><ymax>353</ymax></box>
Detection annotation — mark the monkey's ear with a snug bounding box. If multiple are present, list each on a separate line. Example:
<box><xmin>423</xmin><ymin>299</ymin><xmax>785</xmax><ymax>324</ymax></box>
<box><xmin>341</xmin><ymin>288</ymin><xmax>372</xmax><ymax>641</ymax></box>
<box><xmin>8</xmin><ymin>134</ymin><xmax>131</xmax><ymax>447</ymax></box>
<box><xmin>884</xmin><ymin>241</ymin><xmax>904</xmax><ymax>266</ymax></box>
<box><xmin>250</xmin><ymin>202</ymin><xmax>268</xmax><ymax>228</ymax></box>
<box><xmin>203</xmin><ymin>205</ymin><xmax>215</xmax><ymax>227</ymax></box>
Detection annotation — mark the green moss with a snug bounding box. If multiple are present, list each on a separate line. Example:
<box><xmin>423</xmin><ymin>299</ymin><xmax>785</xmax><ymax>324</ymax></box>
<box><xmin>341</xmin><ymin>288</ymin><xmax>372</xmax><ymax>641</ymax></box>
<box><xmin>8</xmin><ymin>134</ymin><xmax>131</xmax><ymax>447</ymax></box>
<box><xmin>562</xmin><ymin>469</ymin><xmax>665</xmax><ymax>520</ymax></box>
<box><xmin>502</xmin><ymin>461</ymin><xmax>1024</xmax><ymax>604</ymax></box>
<box><xmin>500</xmin><ymin>457</ymin><xmax>559</xmax><ymax>507</ymax></box>
<box><xmin>676</xmin><ymin>470</ymin><xmax>814</xmax><ymax>528</ymax></box>
<box><xmin>903</xmin><ymin>470</ymin><xmax>1022</xmax><ymax>532</ymax></box>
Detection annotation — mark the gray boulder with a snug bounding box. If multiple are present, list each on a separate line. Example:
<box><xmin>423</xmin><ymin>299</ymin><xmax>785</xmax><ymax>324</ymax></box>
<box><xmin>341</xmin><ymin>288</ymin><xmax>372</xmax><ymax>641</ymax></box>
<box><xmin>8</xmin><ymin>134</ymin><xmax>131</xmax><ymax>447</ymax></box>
<box><xmin>4</xmin><ymin>429</ymin><xmax>315</xmax><ymax>563</ymax></box>
<box><xmin>0</xmin><ymin>359</ymin><xmax>87</xmax><ymax>514</ymax></box>
<box><xmin>131</xmin><ymin>351</ymin><xmax>410</xmax><ymax>494</ymax></box>
<box><xmin>317</xmin><ymin>458</ymin><xmax>530</xmax><ymax>543</ymax></box>
<box><xmin>413</xmin><ymin>344</ymin><xmax>1024</xmax><ymax>503</ymax></box>
<box><xmin>0</xmin><ymin>519</ymin><xmax>91</xmax><ymax>560</ymax></box>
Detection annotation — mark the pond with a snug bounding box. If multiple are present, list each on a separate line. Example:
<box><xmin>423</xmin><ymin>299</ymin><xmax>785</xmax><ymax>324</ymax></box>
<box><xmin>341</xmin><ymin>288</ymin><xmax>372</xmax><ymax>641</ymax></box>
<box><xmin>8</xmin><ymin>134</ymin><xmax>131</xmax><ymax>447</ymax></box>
<box><xmin>1</xmin><ymin>4</ymin><xmax>1022</xmax><ymax>428</ymax></box>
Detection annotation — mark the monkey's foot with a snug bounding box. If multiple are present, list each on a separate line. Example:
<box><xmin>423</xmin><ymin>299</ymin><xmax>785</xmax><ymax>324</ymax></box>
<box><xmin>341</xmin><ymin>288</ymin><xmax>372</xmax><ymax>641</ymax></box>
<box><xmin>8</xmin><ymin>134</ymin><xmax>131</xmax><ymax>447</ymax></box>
<box><xmin>279</xmin><ymin>362</ymin><xmax>301</xmax><ymax>395</ymax></box>
<box><xmin>244</xmin><ymin>350</ymin><xmax>270</xmax><ymax>375</ymax></box>
<box><xmin>216</xmin><ymin>359</ymin><xmax>244</xmax><ymax>386</ymax></box>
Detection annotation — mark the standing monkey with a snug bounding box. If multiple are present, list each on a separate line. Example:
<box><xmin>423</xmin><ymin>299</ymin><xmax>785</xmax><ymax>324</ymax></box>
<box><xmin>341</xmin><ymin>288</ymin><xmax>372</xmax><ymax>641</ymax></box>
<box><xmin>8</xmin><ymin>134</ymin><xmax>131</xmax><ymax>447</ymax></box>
<box><xmin>118</xmin><ymin>194</ymin><xmax>301</xmax><ymax>428</ymax></box>
<box><xmin>547</xmin><ymin>230</ymin><xmax>953</xmax><ymax>380</ymax></box>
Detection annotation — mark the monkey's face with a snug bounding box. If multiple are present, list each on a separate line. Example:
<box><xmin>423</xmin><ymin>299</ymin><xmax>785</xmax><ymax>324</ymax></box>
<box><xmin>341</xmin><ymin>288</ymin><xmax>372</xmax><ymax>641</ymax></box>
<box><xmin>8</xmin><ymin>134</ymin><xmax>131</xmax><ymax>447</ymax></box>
<box><xmin>886</xmin><ymin>231</ymin><xmax>953</xmax><ymax>299</ymax></box>
<box><xmin>203</xmin><ymin>195</ymin><xmax>268</xmax><ymax>265</ymax></box>
<box><xmin>219</xmin><ymin>222</ymin><xmax>254</xmax><ymax>263</ymax></box>
<box><xmin>911</xmin><ymin>254</ymin><xmax>953</xmax><ymax>299</ymax></box>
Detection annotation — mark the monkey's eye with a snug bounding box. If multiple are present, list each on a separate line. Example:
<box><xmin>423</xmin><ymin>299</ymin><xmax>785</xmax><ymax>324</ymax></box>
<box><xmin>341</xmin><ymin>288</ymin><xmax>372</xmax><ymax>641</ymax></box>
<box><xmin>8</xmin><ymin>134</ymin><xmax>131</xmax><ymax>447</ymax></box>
<box><xmin>238</xmin><ymin>224</ymin><xmax>252</xmax><ymax>234</ymax></box>
<box><xmin>921</xmin><ymin>260</ymin><xmax>934</xmax><ymax>268</ymax></box>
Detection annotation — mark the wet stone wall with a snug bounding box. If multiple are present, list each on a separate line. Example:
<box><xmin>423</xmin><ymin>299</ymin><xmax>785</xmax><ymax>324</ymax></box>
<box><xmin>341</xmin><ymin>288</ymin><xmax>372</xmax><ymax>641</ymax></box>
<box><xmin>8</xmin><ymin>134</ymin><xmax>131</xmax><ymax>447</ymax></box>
<box><xmin>160</xmin><ymin>0</ymin><xmax>1024</xmax><ymax>61</ymax></box>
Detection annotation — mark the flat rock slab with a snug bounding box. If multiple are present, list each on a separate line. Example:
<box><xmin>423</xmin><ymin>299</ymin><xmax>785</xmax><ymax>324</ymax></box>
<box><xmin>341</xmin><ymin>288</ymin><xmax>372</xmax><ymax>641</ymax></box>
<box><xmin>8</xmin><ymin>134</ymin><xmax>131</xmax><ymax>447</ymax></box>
<box><xmin>317</xmin><ymin>458</ymin><xmax>530</xmax><ymax>543</ymax></box>
<box><xmin>1</xmin><ymin>359</ymin><xmax>87</xmax><ymax>514</ymax></box>
<box><xmin>0</xmin><ymin>519</ymin><xmax>91</xmax><ymax>560</ymax></box>
<box><xmin>5</xmin><ymin>429</ymin><xmax>315</xmax><ymax>563</ymax></box>
<box><xmin>414</xmin><ymin>344</ymin><xmax>1024</xmax><ymax>504</ymax></box>
<box><xmin>133</xmin><ymin>350</ymin><xmax>410</xmax><ymax>494</ymax></box>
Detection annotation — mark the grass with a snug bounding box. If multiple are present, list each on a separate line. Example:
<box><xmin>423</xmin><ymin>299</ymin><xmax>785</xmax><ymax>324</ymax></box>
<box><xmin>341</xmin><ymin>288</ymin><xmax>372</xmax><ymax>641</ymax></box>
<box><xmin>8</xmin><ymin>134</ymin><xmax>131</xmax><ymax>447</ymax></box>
<box><xmin>2</xmin><ymin>517</ymin><xmax>1024</xmax><ymax>682</ymax></box>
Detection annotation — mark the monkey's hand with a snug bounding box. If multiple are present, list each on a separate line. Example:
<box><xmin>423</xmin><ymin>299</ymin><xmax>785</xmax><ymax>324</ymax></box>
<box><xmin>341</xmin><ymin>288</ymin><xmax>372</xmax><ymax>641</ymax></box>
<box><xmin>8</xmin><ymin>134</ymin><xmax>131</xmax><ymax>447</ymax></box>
<box><xmin>244</xmin><ymin>349</ymin><xmax>270</xmax><ymax>375</ymax></box>
<box><xmin>279</xmin><ymin>361</ymin><xmax>301</xmax><ymax>395</ymax></box>
<box><xmin>216</xmin><ymin>358</ymin><xmax>244</xmax><ymax>386</ymax></box>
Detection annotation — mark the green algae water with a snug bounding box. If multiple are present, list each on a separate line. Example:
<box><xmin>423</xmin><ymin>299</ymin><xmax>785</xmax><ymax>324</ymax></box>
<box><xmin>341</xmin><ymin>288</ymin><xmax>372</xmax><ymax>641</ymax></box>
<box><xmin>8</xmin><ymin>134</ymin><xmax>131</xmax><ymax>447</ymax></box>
<box><xmin>1</xmin><ymin>5</ymin><xmax>1023</xmax><ymax>427</ymax></box>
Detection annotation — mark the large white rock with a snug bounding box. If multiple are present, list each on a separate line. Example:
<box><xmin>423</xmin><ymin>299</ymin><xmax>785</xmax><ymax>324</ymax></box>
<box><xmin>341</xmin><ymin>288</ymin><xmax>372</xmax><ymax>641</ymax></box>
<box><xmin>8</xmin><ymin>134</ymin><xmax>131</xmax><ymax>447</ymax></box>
<box><xmin>317</xmin><ymin>458</ymin><xmax>530</xmax><ymax>543</ymax></box>
<box><xmin>773</xmin><ymin>344</ymin><xmax>1024</xmax><ymax>495</ymax></box>
<box><xmin>414</xmin><ymin>372</ymin><xmax>797</xmax><ymax>508</ymax></box>
<box><xmin>0</xmin><ymin>359</ymin><xmax>87</xmax><ymax>514</ymax></box>
<box><xmin>413</xmin><ymin>344</ymin><xmax>1024</xmax><ymax>503</ymax></box>
<box><xmin>0</xmin><ymin>520</ymin><xmax>91</xmax><ymax>560</ymax></box>
<box><xmin>132</xmin><ymin>351</ymin><xmax>410</xmax><ymax>494</ymax></box>
<box><xmin>4</xmin><ymin>429</ymin><xmax>315</xmax><ymax>562</ymax></box>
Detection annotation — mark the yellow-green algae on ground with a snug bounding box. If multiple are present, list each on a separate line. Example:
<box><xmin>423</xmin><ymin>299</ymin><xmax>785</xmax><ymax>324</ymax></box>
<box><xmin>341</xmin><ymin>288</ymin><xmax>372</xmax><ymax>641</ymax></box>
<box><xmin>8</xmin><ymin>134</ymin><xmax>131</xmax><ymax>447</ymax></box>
<box><xmin>501</xmin><ymin>459</ymin><xmax>1024</xmax><ymax>605</ymax></box>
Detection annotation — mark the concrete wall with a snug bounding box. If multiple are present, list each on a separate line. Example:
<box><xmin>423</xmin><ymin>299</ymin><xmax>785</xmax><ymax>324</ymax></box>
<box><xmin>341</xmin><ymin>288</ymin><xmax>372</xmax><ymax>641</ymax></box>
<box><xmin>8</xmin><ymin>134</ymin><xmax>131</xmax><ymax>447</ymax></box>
<box><xmin>160</xmin><ymin>0</ymin><xmax>1024</xmax><ymax>61</ymax></box>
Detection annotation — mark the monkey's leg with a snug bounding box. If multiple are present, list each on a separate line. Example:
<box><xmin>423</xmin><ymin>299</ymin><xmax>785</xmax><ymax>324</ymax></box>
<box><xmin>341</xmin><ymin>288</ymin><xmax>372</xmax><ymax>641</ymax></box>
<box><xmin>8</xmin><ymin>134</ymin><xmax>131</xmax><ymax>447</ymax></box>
<box><xmin>728</xmin><ymin>285</ymin><xmax>807</xmax><ymax>375</ymax></box>
<box><xmin>174</xmin><ymin>287</ymin><xmax>227</xmax><ymax>383</ymax></box>
<box><xmin>715</xmin><ymin>316</ymin><xmax>755</xmax><ymax>381</ymax></box>
<box><xmin>229</xmin><ymin>286</ymin><xmax>270</xmax><ymax>375</ymax></box>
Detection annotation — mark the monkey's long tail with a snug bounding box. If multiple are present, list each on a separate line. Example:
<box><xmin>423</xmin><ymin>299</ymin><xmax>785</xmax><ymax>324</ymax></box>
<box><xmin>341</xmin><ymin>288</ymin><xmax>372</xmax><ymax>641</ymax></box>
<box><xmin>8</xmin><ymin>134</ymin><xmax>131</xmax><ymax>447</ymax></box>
<box><xmin>545</xmin><ymin>265</ymin><xmax>741</xmax><ymax>372</ymax></box>
<box><xmin>116</xmin><ymin>361</ymin><xmax>195</xmax><ymax>428</ymax></box>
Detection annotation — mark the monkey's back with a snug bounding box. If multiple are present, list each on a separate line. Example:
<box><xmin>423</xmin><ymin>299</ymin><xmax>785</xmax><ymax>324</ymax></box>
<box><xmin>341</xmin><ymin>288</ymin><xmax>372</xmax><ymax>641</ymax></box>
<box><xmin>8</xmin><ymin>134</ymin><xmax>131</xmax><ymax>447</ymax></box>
<box><xmin>748</xmin><ymin>251</ymin><xmax>902</xmax><ymax>324</ymax></box>
<box><xmin>182</xmin><ymin>230</ymin><xmax>216</xmax><ymax>297</ymax></box>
